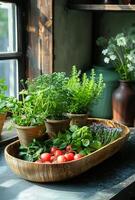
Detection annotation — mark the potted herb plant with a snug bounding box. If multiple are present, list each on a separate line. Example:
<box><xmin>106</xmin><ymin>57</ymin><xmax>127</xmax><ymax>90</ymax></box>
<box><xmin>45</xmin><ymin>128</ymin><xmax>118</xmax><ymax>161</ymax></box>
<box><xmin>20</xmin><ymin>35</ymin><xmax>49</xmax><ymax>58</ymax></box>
<box><xmin>28</xmin><ymin>72</ymin><xmax>71</xmax><ymax>138</ymax></box>
<box><xmin>8</xmin><ymin>89</ymin><xmax>46</xmax><ymax>146</ymax></box>
<box><xmin>0</xmin><ymin>79</ymin><xmax>8</xmax><ymax>135</ymax></box>
<box><xmin>101</xmin><ymin>26</ymin><xmax>135</xmax><ymax>126</ymax></box>
<box><xmin>66</xmin><ymin>66</ymin><xmax>105</xmax><ymax>126</ymax></box>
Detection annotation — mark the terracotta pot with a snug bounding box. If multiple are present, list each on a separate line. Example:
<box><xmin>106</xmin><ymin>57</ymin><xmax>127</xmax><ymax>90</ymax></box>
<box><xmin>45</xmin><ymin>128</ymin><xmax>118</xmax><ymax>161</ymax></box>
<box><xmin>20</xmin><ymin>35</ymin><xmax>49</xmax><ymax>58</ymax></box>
<box><xmin>15</xmin><ymin>124</ymin><xmax>46</xmax><ymax>146</ymax></box>
<box><xmin>45</xmin><ymin>119</ymin><xmax>70</xmax><ymax>138</ymax></box>
<box><xmin>66</xmin><ymin>113</ymin><xmax>88</xmax><ymax>126</ymax></box>
<box><xmin>0</xmin><ymin>113</ymin><xmax>6</xmax><ymax>135</ymax></box>
<box><xmin>112</xmin><ymin>81</ymin><xmax>135</xmax><ymax>127</ymax></box>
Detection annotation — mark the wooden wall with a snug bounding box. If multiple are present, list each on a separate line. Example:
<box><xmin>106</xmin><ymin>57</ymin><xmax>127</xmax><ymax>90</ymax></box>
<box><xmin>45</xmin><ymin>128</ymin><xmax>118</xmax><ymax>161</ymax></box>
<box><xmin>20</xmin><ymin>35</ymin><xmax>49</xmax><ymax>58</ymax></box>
<box><xmin>26</xmin><ymin>0</ymin><xmax>53</xmax><ymax>79</ymax></box>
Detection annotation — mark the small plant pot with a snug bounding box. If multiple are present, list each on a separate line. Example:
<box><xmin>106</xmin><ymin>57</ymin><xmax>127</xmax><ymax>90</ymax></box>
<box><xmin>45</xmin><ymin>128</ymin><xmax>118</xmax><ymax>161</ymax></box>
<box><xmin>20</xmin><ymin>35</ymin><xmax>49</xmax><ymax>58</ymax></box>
<box><xmin>66</xmin><ymin>113</ymin><xmax>88</xmax><ymax>126</ymax></box>
<box><xmin>0</xmin><ymin>113</ymin><xmax>6</xmax><ymax>136</ymax></box>
<box><xmin>15</xmin><ymin>124</ymin><xmax>46</xmax><ymax>147</ymax></box>
<box><xmin>45</xmin><ymin>119</ymin><xmax>70</xmax><ymax>138</ymax></box>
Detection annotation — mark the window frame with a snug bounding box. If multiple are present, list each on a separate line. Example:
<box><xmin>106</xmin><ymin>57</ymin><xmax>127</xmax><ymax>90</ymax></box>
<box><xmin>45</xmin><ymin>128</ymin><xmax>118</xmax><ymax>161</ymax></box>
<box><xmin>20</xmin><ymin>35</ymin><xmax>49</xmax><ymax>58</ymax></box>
<box><xmin>0</xmin><ymin>0</ymin><xmax>27</xmax><ymax>94</ymax></box>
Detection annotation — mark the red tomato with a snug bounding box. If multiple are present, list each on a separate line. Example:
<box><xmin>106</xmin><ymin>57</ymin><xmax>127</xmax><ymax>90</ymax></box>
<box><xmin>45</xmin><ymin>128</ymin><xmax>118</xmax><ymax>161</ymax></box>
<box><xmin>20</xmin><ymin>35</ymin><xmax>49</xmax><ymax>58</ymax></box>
<box><xmin>57</xmin><ymin>155</ymin><xmax>67</xmax><ymax>163</ymax></box>
<box><xmin>65</xmin><ymin>153</ymin><xmax>74</xmax><ymax>161</ymax></box>
<box><xmin>40</xmin><ymin>153</ymin><xmax>51</xmax><ymax>162</ymax></box>
<box><xmin>66</xmin><ymin>145</ymin><xmax>73</xmax><ymax>152</ymax></box>
<box><xmin>50</xmin><ymin>156</ymin><xmax>55</xmax><ymax>162</ymax></box>
<box><xmin>74</xmin><ymin>154</ymin><xmax>82</xmax><ymax>160</ymax></box>
<box><xmin>50</xmin><ymin>146</ymin><xmax>58</xmax><ymax>154</ymax></box>
<box><xmin>35</xmin><ymin>159</ymin><xmax>42</xmax><ymax>164</ymax></box>
<box><xmin>54</xmin><ymin>150</ymin><xmax>63</xmax><ymax>157</ymax></box>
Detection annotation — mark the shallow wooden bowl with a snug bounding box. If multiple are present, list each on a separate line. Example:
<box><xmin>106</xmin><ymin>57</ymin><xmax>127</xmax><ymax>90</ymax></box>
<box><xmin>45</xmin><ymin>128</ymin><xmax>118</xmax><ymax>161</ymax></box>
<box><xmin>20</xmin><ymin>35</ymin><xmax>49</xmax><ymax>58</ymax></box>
<box><xmin>4</xmin><ymin>118</ymin><xmax>130</xmax><ymax>183</ymax></box>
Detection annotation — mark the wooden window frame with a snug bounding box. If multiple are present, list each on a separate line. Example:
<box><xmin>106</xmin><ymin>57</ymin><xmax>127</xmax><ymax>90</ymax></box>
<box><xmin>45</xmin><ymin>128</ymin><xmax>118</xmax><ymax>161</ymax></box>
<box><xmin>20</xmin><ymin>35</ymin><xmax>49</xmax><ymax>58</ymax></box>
<box><xmin>0</xmin><ymin>0</ymin><xmax>27</xmax><ymax>92</ymax></box>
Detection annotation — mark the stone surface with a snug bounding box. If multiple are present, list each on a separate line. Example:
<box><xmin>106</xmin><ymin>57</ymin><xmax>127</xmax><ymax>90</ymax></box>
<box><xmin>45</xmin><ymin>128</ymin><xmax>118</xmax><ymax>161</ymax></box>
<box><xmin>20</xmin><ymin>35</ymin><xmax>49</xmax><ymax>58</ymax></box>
<box><xmin>0</xmin><ymin>130</ymin><xmax>135</xmax><ymax>200</ymax></box>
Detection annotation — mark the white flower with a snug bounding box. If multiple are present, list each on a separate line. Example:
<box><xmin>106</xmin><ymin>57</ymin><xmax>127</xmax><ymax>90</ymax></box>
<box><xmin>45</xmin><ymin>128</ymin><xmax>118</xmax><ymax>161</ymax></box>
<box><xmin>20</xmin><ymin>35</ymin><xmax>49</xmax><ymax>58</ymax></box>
<box><xmin>127</xmin><ymin>64</ymin><xmax>135</xmax><ymax>72</ymax></box>
<box><xmin>127</xmin><ymin>54</ymin><xmax>132</xmax><ymax>61</ymax></box>
<box><xmin>102</xmin><ymin>49</ymin><xmax>108</xmax><ymax>55</ymax></box>
<box><xmin>104</xmin><ymin>57</ymin><xmax>110</xmax><ymax>64</ymax></box>
<box><xmin>116</xmin><ymin>36</ymin><xmax>127</xmax><ymax>47</ymax></box>
<box><xmin>110</xmin><ymin>55</ymin><xmax>116</xmax><ymax>61</ymax></box>
<box><xmin>127</xmin><ymin>51</ymin><xmax>135</xmax><ymax>64</ymax></box>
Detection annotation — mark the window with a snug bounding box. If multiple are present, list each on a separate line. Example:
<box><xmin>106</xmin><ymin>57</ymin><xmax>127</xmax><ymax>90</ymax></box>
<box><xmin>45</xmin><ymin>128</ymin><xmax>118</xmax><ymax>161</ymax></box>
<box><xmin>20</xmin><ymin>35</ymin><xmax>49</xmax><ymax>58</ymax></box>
<box><xmin>0</xmin><ymin>1</ymin><xmax>25</xmax><ymax>98</ymax></box>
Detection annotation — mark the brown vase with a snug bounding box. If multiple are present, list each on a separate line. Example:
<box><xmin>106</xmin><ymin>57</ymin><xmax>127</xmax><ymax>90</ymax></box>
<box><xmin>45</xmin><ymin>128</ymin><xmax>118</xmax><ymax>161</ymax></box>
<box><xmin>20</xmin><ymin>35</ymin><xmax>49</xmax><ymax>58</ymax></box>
<box><xmin>112</xmin><ymin>81</ymin><xmax>135</xmax><ymax>127</ymax></box>
<box><xmin>15</xmin><ymin>124</ymin><xmax>46</xmax><ymax>146</ymax></box>
<box><xmin>66</xmin><ymin>113</ymin><xmax>88</xmax><ymax>126</ymax></box>
<box><xmin>45</xmin><ymin>119</ymin><xmax>70</xmax><ymax>138</ymax></box>
<box><xmin>0</xmin><ymin>113</ymin><xmax>6</xmax><ymax>136</ymax></box>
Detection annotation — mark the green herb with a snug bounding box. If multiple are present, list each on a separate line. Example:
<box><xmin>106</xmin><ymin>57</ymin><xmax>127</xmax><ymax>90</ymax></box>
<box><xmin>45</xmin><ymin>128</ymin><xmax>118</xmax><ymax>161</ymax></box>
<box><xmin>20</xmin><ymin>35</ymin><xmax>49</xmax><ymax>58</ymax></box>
<box><xmin>28</xmin><ymin>72</ymin><xmax>71</xmax><ymax>120</ymax></box>
<box><xmin>8</xmin><ymin>89</ymin><xmax>46</xmax><ymax>126</ymax></box>
<box><xmin>67</xmin><ymin>66</ymin><xmax>105</xmax><ymax>114</ymax></box>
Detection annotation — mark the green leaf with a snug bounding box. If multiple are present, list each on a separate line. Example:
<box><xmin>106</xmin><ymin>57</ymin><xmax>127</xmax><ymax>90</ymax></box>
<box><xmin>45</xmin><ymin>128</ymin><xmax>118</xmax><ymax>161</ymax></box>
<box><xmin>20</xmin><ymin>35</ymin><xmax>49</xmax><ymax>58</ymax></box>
<box><xmin>59</xmin><ymin>142</ymin><xmax>67</xmax><ymax>150</ymax></box>
<box><xmin>69</xmin><ymin>125</ymin><xmax>78</xmax><ymax>133</ymax></box>
<box><xmin>53</xmin><ymin>138</ymin><xmax>62</xmax><ymax>146</ymax></box>
<box><xmin>90</xmin><ymin>140</ymin><xmax>102</xmax><ymax>150</ymax></box>
<box><xmin>82</xmin><ymin>139</ymin><xmax>90</xmax><ymax>147</ymax></box>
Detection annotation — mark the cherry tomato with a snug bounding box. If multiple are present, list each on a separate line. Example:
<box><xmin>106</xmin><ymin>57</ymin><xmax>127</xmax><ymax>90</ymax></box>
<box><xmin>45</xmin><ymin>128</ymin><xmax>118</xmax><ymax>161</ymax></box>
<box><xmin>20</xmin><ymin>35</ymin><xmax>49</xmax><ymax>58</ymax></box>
<box><xmin>74</xmin><ymin>154</ymin><xmax>82</xmax><ymax>160</ymax></box>
<box><xmin>40</xmin><ymin>153</ymin><xmax>51</xmax><ymax>162</ymax></box>
<box><xmin>50</xmin><ymin>146</ymin><xmax>58</xmax><ymax>155</ymax></box>
<box><xmin>65</xmin><ymin>153</ymin><xmax>74</xmax><ymax>161</ymax></box>
<box><xmin>50</xmin><ymin>155</ymin><xmax>55</xmax><ymax>162</ymax></box>
<box><xmin>57</xmin><ymin>155</ymin><xmax>67</xmax><ymax>163</ymax></box>
<box><xmin>66</xmin><ymin>145</ymin><xmax>73</xmax><ymax>152</ymax></box>
<box><xmin>35</xmin><ymin>159</ymin><xmax>42</xmax><ymax>164</ymax></box>
<box><xmin>54</xmin><ymin>150</ymin><xmax>63</xmax><ymax>157</ymax></box>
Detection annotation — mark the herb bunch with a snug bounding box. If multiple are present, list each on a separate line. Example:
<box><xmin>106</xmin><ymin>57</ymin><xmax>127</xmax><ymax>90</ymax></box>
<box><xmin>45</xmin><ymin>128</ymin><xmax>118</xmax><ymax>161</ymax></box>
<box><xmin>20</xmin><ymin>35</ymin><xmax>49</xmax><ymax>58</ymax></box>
<box><xmin>28</xmin><ymin>72</ymin><xmax>71</xmax><ymax>120</ymax></box>
<box><xmin>8</xmin><ymin>90</ymin><xmax>46</xmax><ymax>126</ymax></box>
<box><xmin>67</xmin><ymin>66</ymin><xmax>105</xmax><ymax>114</ymax></box>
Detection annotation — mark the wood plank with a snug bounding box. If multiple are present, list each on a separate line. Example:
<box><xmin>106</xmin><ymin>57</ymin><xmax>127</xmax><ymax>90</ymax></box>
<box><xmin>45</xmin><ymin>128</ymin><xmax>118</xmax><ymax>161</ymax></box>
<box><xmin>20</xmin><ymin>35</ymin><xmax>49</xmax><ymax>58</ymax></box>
<box><xmin>26</xmin><ymin>0</ymin><xmax>53</xmax><ymax>79</ymax></box>
<box><xmin>69</xmin><ymin>4</ymin><xmax>135</xmax><ymax>11</ymax></box>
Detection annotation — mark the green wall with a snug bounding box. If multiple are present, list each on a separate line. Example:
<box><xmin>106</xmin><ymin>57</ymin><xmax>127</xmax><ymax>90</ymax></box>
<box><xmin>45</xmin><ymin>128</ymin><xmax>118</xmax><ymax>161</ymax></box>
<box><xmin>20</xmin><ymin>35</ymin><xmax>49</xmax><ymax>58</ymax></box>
<box><xmin>54</xmin><ymin>0</ymin><xmax>92</xmax><ymax>74</ymax></box>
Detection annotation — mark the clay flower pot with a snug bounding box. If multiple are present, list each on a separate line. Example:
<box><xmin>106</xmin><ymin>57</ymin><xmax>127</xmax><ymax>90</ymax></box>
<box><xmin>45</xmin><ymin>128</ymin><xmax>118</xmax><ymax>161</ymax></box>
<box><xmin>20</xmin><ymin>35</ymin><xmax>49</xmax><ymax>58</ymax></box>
<box><xmin>0</xmin><ymin>113</ymin><xmax>6</xmax><ymax>136</ymax></box>
<box><xmin>66</xmin><ymin>113</ymin><xmax>88</xmax><ymax>126</ymax></box>
<box><xmin>15</xmin><ymin>124</ymin><xmax>46</xmax><ymax>146</ymax></box>
<box><xmin>45</xmin><ymin>118</ymin><xmax>70</xmax><ymax>138</ymax></box>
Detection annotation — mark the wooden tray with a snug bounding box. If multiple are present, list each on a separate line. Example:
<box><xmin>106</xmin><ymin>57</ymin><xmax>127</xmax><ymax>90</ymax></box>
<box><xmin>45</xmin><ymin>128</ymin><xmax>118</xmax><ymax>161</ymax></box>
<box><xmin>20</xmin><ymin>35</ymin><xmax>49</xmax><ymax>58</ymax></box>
<box><xmin>4</xmin><ymin>118</ymin><xmax>130</xmax><ymax>183</ymax></box>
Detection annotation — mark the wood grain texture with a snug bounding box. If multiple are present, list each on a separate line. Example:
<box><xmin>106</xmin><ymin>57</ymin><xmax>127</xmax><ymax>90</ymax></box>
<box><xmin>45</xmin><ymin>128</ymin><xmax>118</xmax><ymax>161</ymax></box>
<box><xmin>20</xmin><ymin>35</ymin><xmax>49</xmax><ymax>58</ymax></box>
<box><xmin>27</xmin><ymin>0</ymin><xmax>53</xmax><ymax>79</ymax></box>
<box><xmin>4</xmin><ymin>118</ymin><xmax>130</xmax><ymax>182</ymax></box>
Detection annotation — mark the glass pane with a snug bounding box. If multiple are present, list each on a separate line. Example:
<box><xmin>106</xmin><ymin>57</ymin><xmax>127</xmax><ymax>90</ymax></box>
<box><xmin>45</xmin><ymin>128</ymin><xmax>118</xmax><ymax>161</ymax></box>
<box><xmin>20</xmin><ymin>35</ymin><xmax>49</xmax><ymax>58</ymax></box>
<box><xmin>0</xmin><ymin>2</ymin><xmax>17</xmax><ymax>53</ymax></box>
<box><xmin>0</xmin><ymin>60</ymin><xmax>18</xmax><ymax>97</ymax></box>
